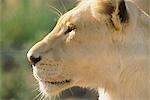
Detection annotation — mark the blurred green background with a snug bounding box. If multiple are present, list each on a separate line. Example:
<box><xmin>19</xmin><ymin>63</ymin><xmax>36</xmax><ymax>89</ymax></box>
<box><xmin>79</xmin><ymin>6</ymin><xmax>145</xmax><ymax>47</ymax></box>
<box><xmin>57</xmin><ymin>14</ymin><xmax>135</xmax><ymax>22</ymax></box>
<box><xmin>0</xmin><ymin>0</ymin><xmax>149</xmax><ymax>100</ymax></box>
<box><xmin>0</xmin><ymin>0</ymin><xmax>75</xmax><ymax>99</ymax></box>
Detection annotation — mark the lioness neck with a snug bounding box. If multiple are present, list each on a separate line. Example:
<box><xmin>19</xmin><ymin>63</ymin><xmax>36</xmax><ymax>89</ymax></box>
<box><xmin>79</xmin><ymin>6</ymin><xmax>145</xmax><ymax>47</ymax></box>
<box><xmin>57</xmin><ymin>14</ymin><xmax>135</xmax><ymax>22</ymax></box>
<box><xmin>98</xmin><ymin>2</ymin><xmax>150</xmax><ymax>100</ymax></box>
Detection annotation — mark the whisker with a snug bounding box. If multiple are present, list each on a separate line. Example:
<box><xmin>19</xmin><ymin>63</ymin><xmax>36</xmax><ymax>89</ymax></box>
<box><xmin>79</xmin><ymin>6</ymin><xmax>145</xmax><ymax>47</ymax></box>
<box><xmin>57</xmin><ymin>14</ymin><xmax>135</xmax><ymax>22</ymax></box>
<box><xmin>55</xmin><ymin>93</ymin><xmax>60</xmax><ymax>100</ymax></box>
<box><xmin>48</xmin><ymin>4</ymin><xmax>63</xmax><ymax>17</ymax></box>
<box><xmin>32</xmin><ymin>87</ymin><xmax>39</xmax><ymax>93</ymax></box>
<box><xmin>58</xmin><ymin>92</ymin><xmax>63</xmax><ymax>99</ymax></box>
<box><xmin>32</xmin><ymin>81</ymin><xmax>37</xmax><ymax>87</ymax></box>
<box><xmin>33</xmin><ymin>92</ymin><xmax>42</xmax><ymax>100</ymax></box>
<box><xmin>52</xmin><ymin>94</ymin><xmax>58</xmax><ymax>100</ymax></box>
<box><xmin>48</xmin><ymin>9</ymin><xmax>61</xmax><ymax>18</ymax></box>
<box><xmin>43</xmin><ymin>93</ymin><xmax>47</xmax><ymax>100</ymax></box>
<box><xmin>59</xmin><ymin>0</ymin><xmax>67</xmax><ymax>13</ymax></box>
<box><xmin>39</xmin><ymin>92</ymin><xmax>45</xmax><ymax>100</ymax></box>
<box><xmin>69</xmin><ymin>88</ymin><xmax>74</xmax><ymax>96</ymax></box>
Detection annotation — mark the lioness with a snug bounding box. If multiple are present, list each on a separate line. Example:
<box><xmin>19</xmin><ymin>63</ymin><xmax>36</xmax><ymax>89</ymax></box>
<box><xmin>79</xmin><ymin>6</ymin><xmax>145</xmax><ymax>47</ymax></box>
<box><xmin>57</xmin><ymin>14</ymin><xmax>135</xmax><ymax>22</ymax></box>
<box><xmin>27</xmin><ymin>0</ymin><xmax>150</xmax><ymax>100</ymax></box>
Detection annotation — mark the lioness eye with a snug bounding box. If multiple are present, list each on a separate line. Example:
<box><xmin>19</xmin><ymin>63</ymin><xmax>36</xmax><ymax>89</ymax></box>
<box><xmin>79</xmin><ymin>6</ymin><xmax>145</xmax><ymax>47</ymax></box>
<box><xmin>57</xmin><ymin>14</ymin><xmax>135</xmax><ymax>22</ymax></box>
<box><xmin>64</xmin><ymin>25</ymin><xmax>75</xmax><ymax>35</ymax></box>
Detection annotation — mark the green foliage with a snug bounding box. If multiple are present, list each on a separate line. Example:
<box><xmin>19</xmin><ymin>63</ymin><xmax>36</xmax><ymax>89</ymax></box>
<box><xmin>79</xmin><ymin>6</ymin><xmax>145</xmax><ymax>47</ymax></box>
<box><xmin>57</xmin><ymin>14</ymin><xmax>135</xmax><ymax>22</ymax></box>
<box><xmin>1</xmin><ymin>2</ymin><xmax>57</xmax><ymax>48</ymax></box>
<box><xmin>0</xmin><ymin>0</ymin><xmax>69</xmax><ymax>99</ymax></box>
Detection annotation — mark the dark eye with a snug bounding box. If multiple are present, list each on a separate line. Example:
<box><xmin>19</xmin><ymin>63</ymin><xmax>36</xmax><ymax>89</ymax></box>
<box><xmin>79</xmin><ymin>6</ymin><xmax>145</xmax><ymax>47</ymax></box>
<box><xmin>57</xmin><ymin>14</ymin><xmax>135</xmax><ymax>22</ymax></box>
<box><xmin>64</xmin><ymin>25</ymin><xmax>75</xmax><ymax>35</ymax></box>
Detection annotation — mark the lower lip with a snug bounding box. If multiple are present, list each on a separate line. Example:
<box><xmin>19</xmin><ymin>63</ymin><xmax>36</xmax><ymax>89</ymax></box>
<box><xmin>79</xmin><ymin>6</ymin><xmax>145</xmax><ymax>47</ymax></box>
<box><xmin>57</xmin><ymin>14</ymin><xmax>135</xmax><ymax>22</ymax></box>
<box><xmin>44</xmin><ymin>79</ymin><xmax>71</xmax><ymax>85</ymax></box>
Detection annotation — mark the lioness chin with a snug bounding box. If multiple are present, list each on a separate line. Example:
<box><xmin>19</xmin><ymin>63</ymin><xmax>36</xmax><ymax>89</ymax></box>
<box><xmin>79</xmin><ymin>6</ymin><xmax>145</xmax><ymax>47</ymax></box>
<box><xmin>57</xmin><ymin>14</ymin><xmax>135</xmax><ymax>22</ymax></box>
<box><xmin>27</xmin><ymin>0</ymin><xmax>150</xmax><ymax>100</ymax></box>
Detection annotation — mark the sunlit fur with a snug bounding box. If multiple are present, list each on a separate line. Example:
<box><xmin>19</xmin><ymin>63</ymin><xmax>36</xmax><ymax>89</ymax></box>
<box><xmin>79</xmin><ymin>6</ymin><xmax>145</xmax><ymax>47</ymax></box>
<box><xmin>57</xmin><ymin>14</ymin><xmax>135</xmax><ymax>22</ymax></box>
<box><xmin>27</xmin><ymin>0</ymin><xmax>150</xmax><ymax>100</ymax></box>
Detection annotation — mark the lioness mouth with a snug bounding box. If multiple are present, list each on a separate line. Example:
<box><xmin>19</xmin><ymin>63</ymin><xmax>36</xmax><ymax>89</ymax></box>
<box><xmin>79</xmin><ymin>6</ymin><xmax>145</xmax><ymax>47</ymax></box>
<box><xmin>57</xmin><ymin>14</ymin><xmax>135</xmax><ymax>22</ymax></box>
<box><xmin>45</xmin><ymin>79</ymin><xmax>71</xmax><ymax>85</ymax></box>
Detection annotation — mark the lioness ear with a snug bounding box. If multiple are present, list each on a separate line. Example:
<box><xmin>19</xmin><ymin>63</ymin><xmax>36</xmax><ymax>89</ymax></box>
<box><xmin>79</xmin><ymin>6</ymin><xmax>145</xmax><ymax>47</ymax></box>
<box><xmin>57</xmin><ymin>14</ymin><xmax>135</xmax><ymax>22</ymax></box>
<box><xmin>94</xmin><ymin>0</ymin><xmax>129</xmax><ymax>24</ymax></box>
<box><xmin>113</xmin><ymin>0</ymin><xmax>129</xmax><ymax>23</ymax></box>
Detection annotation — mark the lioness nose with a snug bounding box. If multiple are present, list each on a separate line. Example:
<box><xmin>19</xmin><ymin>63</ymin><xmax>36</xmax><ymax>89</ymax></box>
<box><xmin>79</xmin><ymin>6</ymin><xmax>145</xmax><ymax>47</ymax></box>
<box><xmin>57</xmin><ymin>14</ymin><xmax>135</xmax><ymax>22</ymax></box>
<box><xmin>27</xmin><ymin>54</ymin><xmax>41</xmax><ymax>65</ymax></box>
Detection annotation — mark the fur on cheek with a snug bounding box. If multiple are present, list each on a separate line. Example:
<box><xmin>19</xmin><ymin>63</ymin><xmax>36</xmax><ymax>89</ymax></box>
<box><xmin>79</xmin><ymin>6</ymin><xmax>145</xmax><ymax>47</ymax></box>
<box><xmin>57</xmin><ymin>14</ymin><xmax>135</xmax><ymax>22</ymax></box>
<box><xmin>66</xmin><ymin>30</ymin><xmax>76</xmax><ymax>43</ymax></box>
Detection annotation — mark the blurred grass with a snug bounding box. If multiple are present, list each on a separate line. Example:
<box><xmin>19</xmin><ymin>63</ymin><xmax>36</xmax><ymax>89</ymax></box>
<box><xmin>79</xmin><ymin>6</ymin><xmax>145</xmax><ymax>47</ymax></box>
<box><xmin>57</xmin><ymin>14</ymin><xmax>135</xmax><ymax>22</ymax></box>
<box><xmin>0</xmin><ymin>0</ymin><xmax>75</xmax><ymax>99</ymax></box>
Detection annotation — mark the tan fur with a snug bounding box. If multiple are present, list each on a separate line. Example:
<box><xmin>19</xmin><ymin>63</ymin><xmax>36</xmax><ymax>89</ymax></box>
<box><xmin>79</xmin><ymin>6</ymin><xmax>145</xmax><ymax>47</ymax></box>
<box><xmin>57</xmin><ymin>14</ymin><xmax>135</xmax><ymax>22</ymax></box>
<box><xmin>27</xmin><ymin>0</ymin><xmax>150</xmax><ymax>99</ymax></box>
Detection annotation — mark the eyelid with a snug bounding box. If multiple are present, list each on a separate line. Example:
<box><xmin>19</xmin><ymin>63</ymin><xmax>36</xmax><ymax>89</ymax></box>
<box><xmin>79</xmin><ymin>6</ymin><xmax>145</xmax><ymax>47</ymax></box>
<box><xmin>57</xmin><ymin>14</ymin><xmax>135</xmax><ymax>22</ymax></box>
<box><xmin>64</xmin><ymin>24</ymin><xmax>76</xmax><ymax>35</ymax></box>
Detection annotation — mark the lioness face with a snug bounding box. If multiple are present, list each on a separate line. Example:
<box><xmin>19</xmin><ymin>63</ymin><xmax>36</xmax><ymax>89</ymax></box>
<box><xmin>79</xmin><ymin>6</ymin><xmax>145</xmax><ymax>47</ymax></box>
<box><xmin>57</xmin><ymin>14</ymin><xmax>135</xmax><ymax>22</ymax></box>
<box><xmin>27</xmin><ymin>0</ymin><xmax>122</xmax><ymax>96</ymax></box>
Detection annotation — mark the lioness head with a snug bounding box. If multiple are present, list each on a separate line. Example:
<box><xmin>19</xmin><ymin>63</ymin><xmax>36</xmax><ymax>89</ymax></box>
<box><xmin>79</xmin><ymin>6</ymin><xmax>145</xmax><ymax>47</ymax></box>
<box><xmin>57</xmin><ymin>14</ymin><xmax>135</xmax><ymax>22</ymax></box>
<box><xmin>27</xmin><ymin>0</ymin><xmax>130</xmax><ymax>96</ymax></box>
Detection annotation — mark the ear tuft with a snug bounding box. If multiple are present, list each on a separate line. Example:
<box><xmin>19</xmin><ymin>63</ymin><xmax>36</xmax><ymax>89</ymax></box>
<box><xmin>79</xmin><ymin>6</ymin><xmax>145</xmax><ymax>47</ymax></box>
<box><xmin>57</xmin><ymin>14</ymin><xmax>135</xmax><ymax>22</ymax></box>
<box><xmin>94</xmin><ymin>0</ymin><xmax>129</xmax><ymax>23</ymax></box>
<box><xmin>94</xmin><ymin>1</ymin><xmax>115</xmax><ymax>16</ymax></box>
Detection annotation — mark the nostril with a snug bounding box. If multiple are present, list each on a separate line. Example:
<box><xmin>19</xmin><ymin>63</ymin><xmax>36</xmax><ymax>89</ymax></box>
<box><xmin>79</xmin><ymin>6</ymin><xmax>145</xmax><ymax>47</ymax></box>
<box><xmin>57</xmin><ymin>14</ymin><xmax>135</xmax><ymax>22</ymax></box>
<box><xmin>29</xmin><ymin>56</ymin><xmax>41</xmax><ymax>65</ymax></box>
